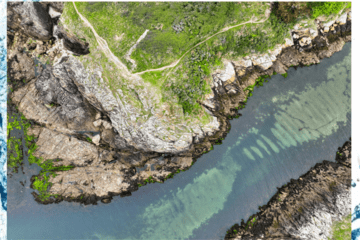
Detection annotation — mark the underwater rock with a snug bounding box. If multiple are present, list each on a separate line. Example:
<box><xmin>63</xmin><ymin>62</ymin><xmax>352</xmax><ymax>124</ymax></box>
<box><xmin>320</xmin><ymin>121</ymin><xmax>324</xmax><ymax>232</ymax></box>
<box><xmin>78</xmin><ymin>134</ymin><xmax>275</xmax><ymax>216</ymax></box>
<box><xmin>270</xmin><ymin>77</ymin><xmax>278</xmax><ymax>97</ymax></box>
<box><xmin>224</xmin><ymin>139</ymin><xmax>351</xmax><ymax>240</ymax></box>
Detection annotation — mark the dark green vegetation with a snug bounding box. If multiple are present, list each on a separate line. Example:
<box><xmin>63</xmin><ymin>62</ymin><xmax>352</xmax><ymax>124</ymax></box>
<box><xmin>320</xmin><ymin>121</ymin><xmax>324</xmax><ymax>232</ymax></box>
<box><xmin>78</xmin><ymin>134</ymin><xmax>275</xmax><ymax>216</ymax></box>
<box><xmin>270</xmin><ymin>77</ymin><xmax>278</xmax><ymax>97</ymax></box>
<box><xmin>137</xmin><ymin>168</ymin><xmax>188</xmax><ymax>188</ymax></box>
<box><xmin>244</xmin><ymin>75</ymin><xmax>271</xmax><ymax>98</ymax></box>
<box><xmin>7</xmin><ymin>107</ymin><xmax>74</xmax><ymax>201</ymax></box>
<box><xmin>7</xmin><ymin>115</ymin><xmax>23</xmax><ymax>172</ymax></box>
<box><xmin>163</xmin><ymin>47</ymin><xmax>219</xmax><ymax>114</ymax></box>
<box><xmin>328</xmin><ymin>214</ymin><xmax>351</xmax><ymax>240</ymax></box>
<box><xmin>162</xmin><ymin>11</ymin><xmax>292</xmax><ymax>114</ymax></box>
<box><xmin>273</xmin><ymin>2</ymin><xmax>350</xmax><ymax>24</ymax></box>
<box><xmin>75</xmin><ymin>2</ymin><xmax>267</xmax><ymax>72</ymax></box>
<box><xmin>309</xmin><ymin>2</ymin><xmax>350</xmax><ymax>19</ymax></box>
<box><xmin>22</xmin><ymin>116</ymin><xmax>74</xmax><ymax>201</ymax></box>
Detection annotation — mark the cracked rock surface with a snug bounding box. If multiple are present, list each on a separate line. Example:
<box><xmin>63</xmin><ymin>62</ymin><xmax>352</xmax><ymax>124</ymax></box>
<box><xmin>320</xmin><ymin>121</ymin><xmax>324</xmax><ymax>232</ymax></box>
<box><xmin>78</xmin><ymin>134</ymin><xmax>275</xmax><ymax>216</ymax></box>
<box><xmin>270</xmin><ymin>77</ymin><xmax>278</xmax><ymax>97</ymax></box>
<box><xmin>7</xmin><ymin>2</ymin><xmax>352</xmax><ymax>206</ymax></box>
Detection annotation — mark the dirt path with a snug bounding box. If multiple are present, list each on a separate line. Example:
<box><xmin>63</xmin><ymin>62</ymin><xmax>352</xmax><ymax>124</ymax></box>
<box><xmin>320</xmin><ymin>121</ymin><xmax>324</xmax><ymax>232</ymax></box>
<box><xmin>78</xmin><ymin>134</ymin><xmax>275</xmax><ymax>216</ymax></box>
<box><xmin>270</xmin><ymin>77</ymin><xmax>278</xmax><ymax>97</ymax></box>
<box><xmin>136</xmin><ymin>16</ymin><xmax>269</xmax><ymax>75</ymax></box>
<box><xmin>73</xmin><ymin>2</ymin><xmax>133</xmax><ymax>79</ymax></box>
<box><xmin>73</xmin><ymin>2</ymin><xmax>269</xmax><ymax>77</ymax></box>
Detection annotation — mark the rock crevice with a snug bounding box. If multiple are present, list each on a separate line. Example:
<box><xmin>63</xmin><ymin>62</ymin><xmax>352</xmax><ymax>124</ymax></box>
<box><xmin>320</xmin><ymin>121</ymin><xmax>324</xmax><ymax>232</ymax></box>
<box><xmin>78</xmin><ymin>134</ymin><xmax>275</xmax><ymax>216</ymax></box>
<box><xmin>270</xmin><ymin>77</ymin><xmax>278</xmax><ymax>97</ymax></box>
<box><xmin>6</xmin><ymin>2</ymin><xmax>352</xmax><ymax>205</ymax></box>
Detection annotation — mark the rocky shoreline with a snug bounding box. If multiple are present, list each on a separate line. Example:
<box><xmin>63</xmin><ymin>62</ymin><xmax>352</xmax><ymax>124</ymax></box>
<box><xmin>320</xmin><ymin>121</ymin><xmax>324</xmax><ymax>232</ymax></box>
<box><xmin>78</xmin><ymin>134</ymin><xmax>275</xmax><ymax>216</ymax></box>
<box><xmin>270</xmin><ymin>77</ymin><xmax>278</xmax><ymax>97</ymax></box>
<box><xmin>224</xmin><ymin>138</ymin><xmax>351</xmax><ymax>240</ymax></box>
<box><xmin>6</xmin><ymin>2</ymin><xmax>351</xmax><ymax>205</ymax></box>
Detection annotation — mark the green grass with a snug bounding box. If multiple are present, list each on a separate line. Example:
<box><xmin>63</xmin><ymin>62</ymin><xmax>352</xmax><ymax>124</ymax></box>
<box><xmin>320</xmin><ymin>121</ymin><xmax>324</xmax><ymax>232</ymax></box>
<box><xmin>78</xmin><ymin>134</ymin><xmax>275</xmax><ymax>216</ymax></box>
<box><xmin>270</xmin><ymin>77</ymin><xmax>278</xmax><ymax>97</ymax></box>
<box><xmin>273</xmin><ymin>2</ymin><xmax>349</xmax><ymax>24</ymax></box>
<box><xmin>62</xmin><ymin>2</ymin><xmax>347</xmax><ymax>121</ymax></box>
<box><xmin>7</xmin><ymin>136</ymin><xmax>23</xmax><ymax>171</ymax></box>
<box><xmin>162</xmin><ymin>46</ymin><xmax>220</xmax><ymax>114</ymax></box>
<box><xmin>307</xmin><ymin>2</ymin><xmax>349</xmax><ymax>19</ymax></box>
<box><xmin>281</xmin><ymin>73</ymin><xmax>288</xmax><ymax>78</ymax></box>
<box><xmin>328</xmin><ymin>214</ymin><xmax>351</xmax><ymax>240</ymax></box>
<box><xmin>75</xmin><ymin>2</ymin><xmax>268</xmax><ymax>72</ymax></box>
<box><xmin>242</xmin><ymin>74</ymin><xmax>271</xmax><ymax>103</ymax></box>
<box><xmin>7</xmin><ymin>115</ymin><xmax>24</xmax><ymax>172</ymax></box>
<box><xmin>141</xmin><ymin>70</ymin><xmax>164</xmax><ymax>88</ymax></box>
<box><xmin>161</xmin><ymin>11</ymin><xmax>292</xmax><ymax>114</ymax></box>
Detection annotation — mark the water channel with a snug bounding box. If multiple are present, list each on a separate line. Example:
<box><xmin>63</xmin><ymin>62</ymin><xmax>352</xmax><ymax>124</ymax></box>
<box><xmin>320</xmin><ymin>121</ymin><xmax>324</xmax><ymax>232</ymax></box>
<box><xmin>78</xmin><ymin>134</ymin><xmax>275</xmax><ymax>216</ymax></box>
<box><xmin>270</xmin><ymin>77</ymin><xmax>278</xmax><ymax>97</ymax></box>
<box><xmin>8</xmin><ymin>42</ymin><xmax>351</xmax><ymax>239</ymax></box>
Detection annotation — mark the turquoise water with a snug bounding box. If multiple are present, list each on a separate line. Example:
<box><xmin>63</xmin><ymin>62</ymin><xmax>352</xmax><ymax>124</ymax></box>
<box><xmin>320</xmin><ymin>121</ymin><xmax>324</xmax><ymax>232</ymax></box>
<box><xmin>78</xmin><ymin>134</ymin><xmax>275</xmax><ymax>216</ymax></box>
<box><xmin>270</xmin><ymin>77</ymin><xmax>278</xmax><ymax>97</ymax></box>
<box><xmin>8</xmin><ymin>43</ymin><xmax>351</xmax><ymax>239</ymax></box>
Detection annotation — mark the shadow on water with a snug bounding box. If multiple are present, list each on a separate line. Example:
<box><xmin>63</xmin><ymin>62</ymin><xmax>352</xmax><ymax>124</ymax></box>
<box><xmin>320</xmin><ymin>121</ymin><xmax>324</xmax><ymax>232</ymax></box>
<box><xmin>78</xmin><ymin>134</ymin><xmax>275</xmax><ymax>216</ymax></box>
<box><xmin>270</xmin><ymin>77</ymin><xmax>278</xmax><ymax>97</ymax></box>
<box><xmin>8</xmin><ymin>43</ymin><xmax>351</xmax><ymax>240</ymax></box>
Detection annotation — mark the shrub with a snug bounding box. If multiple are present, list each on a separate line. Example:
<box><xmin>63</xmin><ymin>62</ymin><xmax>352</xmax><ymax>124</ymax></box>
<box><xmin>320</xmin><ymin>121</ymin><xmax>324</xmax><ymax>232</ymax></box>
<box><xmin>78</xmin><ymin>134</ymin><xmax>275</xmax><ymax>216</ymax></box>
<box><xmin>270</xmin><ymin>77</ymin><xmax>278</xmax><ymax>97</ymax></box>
<box><xmin>307</xmin><ymin>2</ymin><xmax>347</xmax><ymax>19</ymax></box>
<box><xmin>273</xmin><ymin>2</ymin><xmax>311</xmax><ymax>24</ymax></box>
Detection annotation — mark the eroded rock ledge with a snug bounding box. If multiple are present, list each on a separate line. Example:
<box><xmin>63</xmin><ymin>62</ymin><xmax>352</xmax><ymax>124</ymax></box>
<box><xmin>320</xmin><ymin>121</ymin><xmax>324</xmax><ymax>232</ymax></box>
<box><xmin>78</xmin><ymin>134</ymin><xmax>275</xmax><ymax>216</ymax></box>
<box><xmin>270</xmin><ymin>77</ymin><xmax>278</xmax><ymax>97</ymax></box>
<box><xmin>7</xmin><ymin>2</ymin><xmax>351</xmax><ymax>205</ymax></box>
<box><xmin>224</xmin><ymin>139</ymin><xmax>351</xmax><ymax>240</ymax></box>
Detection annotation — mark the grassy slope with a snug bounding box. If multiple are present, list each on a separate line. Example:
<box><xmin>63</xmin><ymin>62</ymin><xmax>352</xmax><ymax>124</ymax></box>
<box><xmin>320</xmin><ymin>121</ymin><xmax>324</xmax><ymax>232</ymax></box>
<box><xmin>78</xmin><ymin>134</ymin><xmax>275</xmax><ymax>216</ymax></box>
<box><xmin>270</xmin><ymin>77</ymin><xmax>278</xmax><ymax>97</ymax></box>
<box><xmin>61</xmin><ymin>3</ymin><xmax>149</xmax><ymax>117</ymax></box>
<box><xmin>62</xmin><ymin>2</ymin><xmax>350</xmax><ymax>120</ymax></box>
<box><xmin>328</xmin><ymin>214</ymin><xmax>351</xmax><ymax>240</ymax></box>
<box><xmin>75</xmin><ymin>2</ymin><xmax>268</xmax><ymax>72</ymax></box>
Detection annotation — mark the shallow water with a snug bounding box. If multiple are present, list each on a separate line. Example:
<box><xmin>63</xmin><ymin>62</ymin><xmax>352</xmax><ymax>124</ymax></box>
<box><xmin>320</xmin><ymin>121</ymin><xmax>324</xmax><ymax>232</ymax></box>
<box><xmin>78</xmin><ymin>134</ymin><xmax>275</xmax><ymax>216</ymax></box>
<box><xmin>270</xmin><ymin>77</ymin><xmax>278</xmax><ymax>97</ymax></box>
<box><xmin>8</xmin><ymin>43</ymin><xmax>351</xmax><ymax>239</ymax></box>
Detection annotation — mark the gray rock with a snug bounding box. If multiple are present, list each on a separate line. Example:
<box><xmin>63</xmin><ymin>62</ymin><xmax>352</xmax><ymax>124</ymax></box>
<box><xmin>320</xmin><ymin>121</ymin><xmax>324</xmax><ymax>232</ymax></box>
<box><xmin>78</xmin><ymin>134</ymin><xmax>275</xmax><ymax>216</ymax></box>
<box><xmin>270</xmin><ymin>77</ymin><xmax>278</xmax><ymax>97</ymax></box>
<box><xmin>337</xmin><ymin>12</ymin><xmax>348</xmax><ymax>25</ymax></box>
<box><xmin>93</xmin><ymin>119</ymin><xmax>102</xmax><ymax>128</ymax></box>
<box><xmin>35</xmin><ymin>64</ymin><xmax>97</xmax><ymax>131</ymax></box>
<box><xmin>91</xmin><ymin>134</ymin><xmax>101</xmax><ymax>146</ymax></box>
<box><xmin>272</xmin><ymin>60</ymin><xmax>287</xmax><ymax>74</ymax></box>
<box><xmin>298</xmin><ymin>37</ymin><xmax>312</xmax><ymax>47</ymax></box>
<box><xmin>102</xmin><ymin>121</ymin><xmax>112</xmax><ymax>130</ymax></box>
<box><xmin>49</xmin><ymin>7</ymin><xmax>62</xmax><ymax>19</ymax></box>
<box><xmin>7</xmin><ymin>51</ymin><xmax>35</xmax><ymax>82</ymax></box>
<box><xmin>251</xmin><ymin>54</ymin><xmax>273</xmax><ymax>70</ymax></box>
<box><xmin>33</xmin><ymin>128</ymin><xmax>99</xmax><ymax>166</ymax></box>
<box><xmin>11</xmin><ymin>68</ymin><xmax>98</xmax><ymax>135</ymax></box>
<box><xmin>53</xmin><ymin>25</ymin><xmax>90</xmax><ymax>55</ymax></box>
<box><xmin>8</xmin><ymin>2</ymin><xmax>53</xmax><ymax>41</ymax></box>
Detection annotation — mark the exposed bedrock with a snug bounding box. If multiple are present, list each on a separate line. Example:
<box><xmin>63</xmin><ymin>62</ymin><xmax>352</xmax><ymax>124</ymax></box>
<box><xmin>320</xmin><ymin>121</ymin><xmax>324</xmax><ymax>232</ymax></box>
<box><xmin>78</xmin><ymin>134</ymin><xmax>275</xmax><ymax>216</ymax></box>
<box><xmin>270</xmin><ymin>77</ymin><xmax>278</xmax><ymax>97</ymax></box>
<box><xmin>224</xmin><ymin>139</ymin><xmax>351</xmax><ymax>240</ymax></box>
<box><xmin>53</xmin><ymin>26</ymin><xmax>90</xmax><ymax>55</ymax></box>
<box><xmin>7</xmin><ymin>2</ymin><xmax>53</xmax><ymax>41</ymax></box>
<box><xmin>203</xmin><ymin>10</ymin><xmax>351</xmax><ymax>122</ymax></box>
<box><xmin>7</xmin><ymin>3</ymin><xmax>351</xmax><ymax>204</ymax></box>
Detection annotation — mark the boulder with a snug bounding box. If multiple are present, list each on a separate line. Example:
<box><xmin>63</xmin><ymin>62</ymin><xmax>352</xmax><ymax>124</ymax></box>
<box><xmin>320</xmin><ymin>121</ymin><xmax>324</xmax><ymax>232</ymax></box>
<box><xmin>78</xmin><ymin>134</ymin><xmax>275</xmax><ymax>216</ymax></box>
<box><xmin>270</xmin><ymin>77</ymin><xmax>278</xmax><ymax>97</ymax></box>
<box><xmin>102</xmin><ymin>121</ymin><xmax>112</xmax><ymax>130</ymax></box>
<box><xmin>251</xmin><ymin>54</ymin><xmax>273</xmax><ymax>71</ymax></box>
<box><xmin>7</xmin><ymin>51</ymin><xmax>35</xmax><ymax>82</ymax></box>
<box><xmin>218</xmin><ymin>62</ymin><xmax>236</xmax><ymax>83</ymax></box>
<box><xmin>7</xmin><ymin>2</ymin><xmax>53</xmax><ymax>41</ymax></box>
<box><xmin>298</xmin><ymin>37</ymin><xmax>312</xmax><ymax>47</ymax></box>
<box><xmin>49</xmin><ymin>7</ymin><xmax>62</xmax><ymax>19</ymax></box>
<box><xmin>91</xmin><ymin>134</ymin><xmax>101</xmax><ymax>146</ymax></box>
<box><xmin>272</xmin><ymin>60</ymin><xmax>287</xmax><ymax>74</ymax></box>
<box><xmin>337</xmin><ymin>12</ymin><xmax>348</xmax><ymax>25</ymax></box>
<box><xmin>53</xmin><ymin>26</ymin><xmax>90</xmax><ymax>55</ymax></box>
<box><xmin>93</xmin><ymin>119</ymin><xmax>102</xmax><ymax>128</ymax></box>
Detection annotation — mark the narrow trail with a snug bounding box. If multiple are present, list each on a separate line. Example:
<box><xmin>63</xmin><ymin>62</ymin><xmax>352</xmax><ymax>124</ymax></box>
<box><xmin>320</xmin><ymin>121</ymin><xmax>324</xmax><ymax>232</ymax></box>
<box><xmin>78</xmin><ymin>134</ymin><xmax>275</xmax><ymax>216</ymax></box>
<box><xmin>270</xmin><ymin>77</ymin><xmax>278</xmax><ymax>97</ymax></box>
<box><xmin>136</xmin><ymin>16</ymin><xmax>269</xmax><ymax>75</ymax></box>
<box><xmin>73</xmin><ymin>2</ymin><xmax>269</xmax><ymax>78</ymax></box>
<box><xmin>73</xmin><ymin>2</ymin><xmax>133</xmax><ymax>79</ymax></box>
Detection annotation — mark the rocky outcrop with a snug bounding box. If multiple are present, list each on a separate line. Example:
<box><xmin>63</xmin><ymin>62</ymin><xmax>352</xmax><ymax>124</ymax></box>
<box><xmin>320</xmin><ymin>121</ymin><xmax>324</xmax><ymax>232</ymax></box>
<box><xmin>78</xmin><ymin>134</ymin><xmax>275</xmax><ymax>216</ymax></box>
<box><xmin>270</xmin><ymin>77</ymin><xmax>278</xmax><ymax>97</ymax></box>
<box><xmin>53</xmin><ymin>25</ymin><xmax>90</xmax><ymax>55</ymax></box>
<box><xmin>7</xmin><ymin>2</ymin><xmax>351</xmax><ymax>205</ymax></box>
<box><xmin>7</xmin><ymin>2</ymin><xmax>53</xmax><ymax>41</ymax></box>
<box><xmin>224</xmin><ymin>139</ymin><xmax>351</xmax><ymax>240</ymax></box>
<box><xmin>202</xmin><ymin>10</ymin><xmax>351</xmax><ymax>123</ymax></box>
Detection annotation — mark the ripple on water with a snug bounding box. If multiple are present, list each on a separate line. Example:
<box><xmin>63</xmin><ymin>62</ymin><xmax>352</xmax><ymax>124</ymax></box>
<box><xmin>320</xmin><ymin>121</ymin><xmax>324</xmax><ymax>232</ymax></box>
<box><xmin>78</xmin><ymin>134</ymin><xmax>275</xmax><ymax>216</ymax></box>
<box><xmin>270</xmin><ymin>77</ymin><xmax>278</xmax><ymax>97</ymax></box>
<box><xmin>7</xmin><ymin>43</ymin><xmax>351</xmax><ymax>240</ymax></box>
